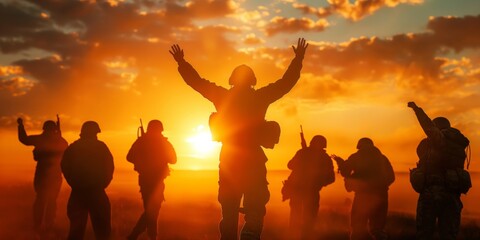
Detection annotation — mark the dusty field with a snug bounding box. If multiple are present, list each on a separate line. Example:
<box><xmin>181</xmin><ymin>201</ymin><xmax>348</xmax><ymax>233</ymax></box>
<box><xmin>0</xmin><ymin>170</ymin><xmax>479</xmax><ymax>239</ymax></box>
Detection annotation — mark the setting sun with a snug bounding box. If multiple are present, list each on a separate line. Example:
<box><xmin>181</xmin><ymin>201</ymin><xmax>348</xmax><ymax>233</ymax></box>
<box><xmin>186</xmin><ymin>125</ymin><xmax>221</xmax><ymax>159</ymax></box>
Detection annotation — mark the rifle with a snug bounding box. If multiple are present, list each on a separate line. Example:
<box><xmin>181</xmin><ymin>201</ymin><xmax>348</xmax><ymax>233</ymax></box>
<box><xmin>300</xmin><ymin>125</ymin><xmax>307</xmax><ymax>149</ymax></box>
<box><xmin>56</xmin><ymin>114</ymin><xmax>62</xmax><ymax>134</ymax></box>
<box><xmin>331</xmin><ymin>154</ymin><xmax>344</xmax><ymax>173</ymax></box>
<box><xmin>137</xmin><ymin>118</ymin><xmax>145</xmax><ymax>138</ymax></box>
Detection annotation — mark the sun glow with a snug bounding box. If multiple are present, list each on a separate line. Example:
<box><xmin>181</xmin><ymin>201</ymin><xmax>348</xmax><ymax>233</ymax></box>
<box><xmin>186</xmin><ymin>125</ymin><xmax>221</xmax><ymax>159</ymax></box>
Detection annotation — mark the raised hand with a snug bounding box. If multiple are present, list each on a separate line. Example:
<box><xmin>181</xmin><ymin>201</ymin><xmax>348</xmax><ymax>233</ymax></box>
<box><xmin>169</xmin><ymin>44</ymin><xmax>185</xmax><ymax>63</ymax></box>
<box><xmin>17</xmin><ymin>117</ymin><xmax>23</xmax><ymax>125</ymax></box>
<box><xmin>408</xmin><ymin>102</ymin><xmax>418</xmax><ymax>109</ymax></box>
<box><xmin>292</xmin><ymin>38</ymin><xmax>308</xmax><ymax>59</ymax></box>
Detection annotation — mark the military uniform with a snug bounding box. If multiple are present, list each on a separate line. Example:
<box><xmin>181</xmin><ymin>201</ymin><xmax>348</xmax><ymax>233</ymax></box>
<box><xmin>126</xmin><ymin>127</ymin><xmax>177</xmax><ymax>240</ymax></box>
<box><xmin>411</xmin><ymin>105</ymin><xmax>469</xmax><ymax>240</ymax></box>
<box><xmin>287</xmin><ymin>145</ymin><xmax>335</xmax><ymax>239</ymax></box>
<box><xmin>18</xmin><ymin>121</ymin><xmax>68</xmax><ymax>232</ymax></box>
<box><xmin>176</xmin><ymin>52</ymin><xmax>304</xmax><ymax>240</ymax></box>
<box><xmin>61</xmin><ymin>123</ymin><xmax>114</xmax><ymax>240</ymax></box>
<box><xmin>336</xmin><ymin>141</ymin><xmax>394</xmax><ymax>240</ymax></box>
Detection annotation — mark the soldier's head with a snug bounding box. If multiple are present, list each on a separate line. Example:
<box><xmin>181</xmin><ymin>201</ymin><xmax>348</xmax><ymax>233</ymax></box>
<box><xmin>42</xmin><ymin>120</ymin><xmax>57</xmax><ymax>132</ymax></box>
<box><xmin>229</xmin><ymin>65</ymin><xmax>256</xmax><ymax>88</ymax></box>
<box><xmin>310</xmin><ymin>135</ymin><xmax>327</xmax><ymax>149</ymax></box>
<box><xmin>357</xmin><ymin>137</ymin><xmax>374</xmax><ymax>150</ymax></box>
<box><xmin>433</xmin><ymin>117</ymin><xmax>450</xmax><ymax>130</ymax></box>
<box><xmin>147</xmin><ymin>120</ymin><xmax>163</xmax><ymax>134</ymax></box>
<box><xmin>80</xmin><ymin>121</ymin><xmax>101</xmax><ymax>138</ymax></box>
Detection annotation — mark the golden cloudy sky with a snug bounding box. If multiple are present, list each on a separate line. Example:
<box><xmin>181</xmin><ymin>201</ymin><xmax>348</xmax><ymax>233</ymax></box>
<box><xmin>1</xmin><ymin>0</ymin><xmax>479</xmax><ymax>171</ymax></box>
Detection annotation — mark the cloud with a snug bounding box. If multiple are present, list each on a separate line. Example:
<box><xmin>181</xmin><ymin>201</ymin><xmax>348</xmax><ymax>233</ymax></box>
<box><xmin>246</xmin><ymin>15</ymin><xmax>480</xmax><ymax>109</ymax></box>
<box><xmin>427</xmin><ymin>15</ymin><xmax>480</xmax><ymax>52</ymax></box>
<box><xmin>184</xmin><ymin>0</ymin><xmax>237</xmax><ymax>19</ymax></box>
<box><xmin>0</xmin><ymin>65</ymin><xmax>36</xmax><ymax>96</ymax></box>
<box><xmin>0</xmin><ymin>76</ymin><xmax>36</xmax><ymax>97</ymax></box>
<box><xmin>265</xmin><ymin>17</ymin><xmax>329</xmax><ymax>36</ymax></box>
<box><xmin>292</xmin><ymin>0</ymin><xmax>423</xmax><ymax>21</ymax></box>
<box><xmin>242</xmin><ymin>33</ymin><xmax>264</xmax><ymax>45</ymax></box>
<box><xmin>290</xmin><ymin>73</ymin><xmax>348</xmax><ymax>102</ymax></box>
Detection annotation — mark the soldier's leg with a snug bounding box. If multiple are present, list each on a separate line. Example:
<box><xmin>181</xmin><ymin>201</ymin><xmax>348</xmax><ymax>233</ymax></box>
<box><xmin>33</xmin><ymin>186</ymin><xmax>47</xmax><ymax>232</ymax></box>
<box><xmin>129</xmin><ymin>185</ymin><xmax>151</xmax><ymax>239</ymax></box>
<box><xmin>67</xmin><ymin>190</ymin><xmax>88</xmax><ymax>240</ymax></box>
<box><xmin>128</xmin><ymin>213</ymin><xmax>146</xmax><ymax>240</ymax></box>
<box><xmin>89</xmin><ymin>190</ymin><xmax>111</xmax><ymax>240</ymax></box>
<box><xmin>241</xmin><ymin>179</ymin><xmax>270</xmax><ymax>240</ymax></box>
<box><xmin>415</xmin><ymin>192</ymin><xmax>436</xmax><ymax>240</ymax></box>
<box><xmin>350</xmin><ymin>193</ymin><xmax>371</xmax><ymax>240</ymax></box>
<box><xmin>368</xmin><ymin>191</ymin><xmax>388</xmax><ymax>240</ymax></box>
<box><xmin>44</xmin><ymin>177</ymin><xmax>62</xmax><ymax>231</ymax></box>
<box><xmin>218</xmin><ymin>180</ymin><xmax>242</xmax><ymax>240</ymax></box>
<box><xmin>301</xmin><ymin>191</ymin><xmax>319</xmax><ymax>240</ymax></box>
<box><xmin>145</xmin><ymin>182</ymin><xmax>165</xmax><ymax>239</ymax></box>
<box><xmin>437</xmin><ymin>194</ymin><xmax>462</xmax><ymax>240</ymax></box>
<box><xmin>289</xmin><ymin>195</ymin><xmax>303</xmax><ymax>238</ymax></box>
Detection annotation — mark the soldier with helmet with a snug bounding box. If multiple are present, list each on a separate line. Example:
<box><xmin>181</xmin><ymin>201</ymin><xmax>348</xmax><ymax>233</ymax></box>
<box><xmin>61</xmin><ymin>121</ymin><xmax>114</xmax><ymax>240</ymax></box>
<box><xmin>332</xmin><ymin>138</ymin><xmax>395</xmax><ymax>240</ymax></box>
<box><xmin>408</xmin><ymin>102</ymin><xmax>470</xmax><ymax>240</ymax></box>
<box><xmin>170</xmin><ymin>38</ymin><xmax>308</xmax><ymax>240</ymax></box>
<box><xmin>284</xmin><ymin>135</ymin><xmax>335</xmax><ymax>239</ymax></box>
<box><xmin>17</xmin><ymin>117</ymin><xmax>68</xmax><ymax>235</ymax></box>
<box><xmin>126</xmin><ymin>120</ymin><xmax>177</xmax><ymax>240</ymax></box>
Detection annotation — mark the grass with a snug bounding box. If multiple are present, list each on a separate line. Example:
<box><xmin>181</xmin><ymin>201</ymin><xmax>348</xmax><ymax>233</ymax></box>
<box><xmin>0</xmin><ymin>172</ymin><xmax>479</xmax><ymax>240</ymax></box>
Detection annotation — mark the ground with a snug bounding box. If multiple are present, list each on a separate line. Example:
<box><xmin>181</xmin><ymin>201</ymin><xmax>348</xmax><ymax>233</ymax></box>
<box><xmin>1</xmin><ymin>170</ymin><xmax>479</xmax><ymax>239</ymax></box>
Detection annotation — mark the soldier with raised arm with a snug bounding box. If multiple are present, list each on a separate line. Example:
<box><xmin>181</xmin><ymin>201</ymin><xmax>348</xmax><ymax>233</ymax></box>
<box><xmin>17</xmin><ymin>117</ymin><xmax>68</xmax><ymax>236</ymax></box>
<box><xmin>408</xmin><ymin>102</ymin><xmax>470</xmax><ymax>240</ymax></box>
<box><xmin>170</xmin><ymin>38</ymin><xmax>308</xmax><ymax>240</ymax></box>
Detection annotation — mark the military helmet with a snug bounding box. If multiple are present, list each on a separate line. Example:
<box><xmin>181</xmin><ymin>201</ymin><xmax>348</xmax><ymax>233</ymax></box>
<box><xmin>229</xmin><ymin>64</ymin><xmax>257</xmax><ymax>87</ymax></box>
<box><xmin>147</xmin><ymin>120</ymin><xmax>164</xmax><ymax>133</ymax></box>
<box><xmin>433</xmin><ymin>117</ymin><xmax>450</xmax><ymax>130</ymax></box>
<box><xmin>80</xmin><ymin>121</ymin><xmax>101</xmax><ymax>135</ymax></box>
<box><xmin>42</xmin><ymin>120</ymin><xmax>57</xmax><ymax>132</ymax></box>
<box><xmin>310</xmin><ymin>135</ymin><xmax>327</xmax><ymax>149</ymax></box>
<box><xmin>357</xmin><ymin>137</ymin><xmax>374</xmax><ymax>149</ymax></box>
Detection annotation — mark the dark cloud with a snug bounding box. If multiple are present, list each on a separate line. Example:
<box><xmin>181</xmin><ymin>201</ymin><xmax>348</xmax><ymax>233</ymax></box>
<box><xmin>427</xmin><ymin>15</ymin><xmax>480</xmax><ymax>52</ymax></box>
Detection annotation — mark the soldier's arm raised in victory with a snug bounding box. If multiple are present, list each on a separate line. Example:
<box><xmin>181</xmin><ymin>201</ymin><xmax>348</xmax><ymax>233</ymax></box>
<box><xmin>258</xmin><ymin>38</ymin><xmax>308</xmax><ymax>103</ymax></box>
<box><xmin>169</xmin><ymin>44</ymin><xmax>227</xmax><ymax>103</ymax></box>
<box><xmin>408</xmin><ymin>102</ymin><xmax>444</xmax><ymax>146</ymax></box>
<box><xmin>17</xmin><ymin>118</ymin><xmax>38</xmax><ymax>146</ymax></box>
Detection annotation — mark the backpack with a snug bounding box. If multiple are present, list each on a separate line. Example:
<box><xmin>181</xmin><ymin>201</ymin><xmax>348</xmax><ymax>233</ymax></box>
<box><xmin>442</xmin><ymin>128</ymin><xmax>471</xmax><ymax>194</ymax></box>
<box><xmin>411</xmin><ymin>128</ymin><xmax>472</xmax><ymax>194</ymax></box>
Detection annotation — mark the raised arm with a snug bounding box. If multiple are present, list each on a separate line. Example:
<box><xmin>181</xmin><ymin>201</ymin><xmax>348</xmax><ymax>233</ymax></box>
<box><xmin>17</xmin><ymin>118</ymin><xmax>38</xmax><ymax>146</ymax></box>
<box><xmin>169</xmin><ymin>44</ymin><xmax>227</xmax><ymax>103</ymax></box>
<box><xmin>408</xmin><ymin>102</ymin><xmax>444</xmax><ymax>145</ymax></box>
<box><xmin>258</xmin><ymin>38</ymin><xmax>308</xmax><ymax>103</ymax></box>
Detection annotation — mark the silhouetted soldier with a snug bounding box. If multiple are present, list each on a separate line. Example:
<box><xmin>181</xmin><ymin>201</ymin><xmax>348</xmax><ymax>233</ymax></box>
<box><xmin>170</xmin><ymin>38</ymin><xmax>308</xmax><ymax>240</ymax></box>
<box><xmin>332</xmin><ymin>138</ymin><xmax>394</xmax><ymax>240</ymax></box>
<box><xmin>408</xmin><ymin>102</ymin><xmax>470</xmax><ymax>240</ymax></box>
<box><xmin>127</xmin><ymin>120</ymin><xmax>177</xmax><ymax>240</ymax></box>
<box><xmin>17</xmin><ymin>117</ymin><xmax>68</xmax><ymax>234</ymax></box>
<box><xmin>61</xmin><ymin>121</ymin><xmax>114</xmax><ymax>240</ymax></box>
<box><xmin>285</xmin><ymin>135</ymin><xmax>335</xmax><ymax>239</ymax></box>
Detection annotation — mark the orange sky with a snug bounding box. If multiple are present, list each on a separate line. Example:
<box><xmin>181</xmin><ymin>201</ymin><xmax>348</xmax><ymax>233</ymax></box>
<box><xmin>1</xmin><ymin>0</ymin><xmax>480</xmax><ymax>172</ymax></box>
